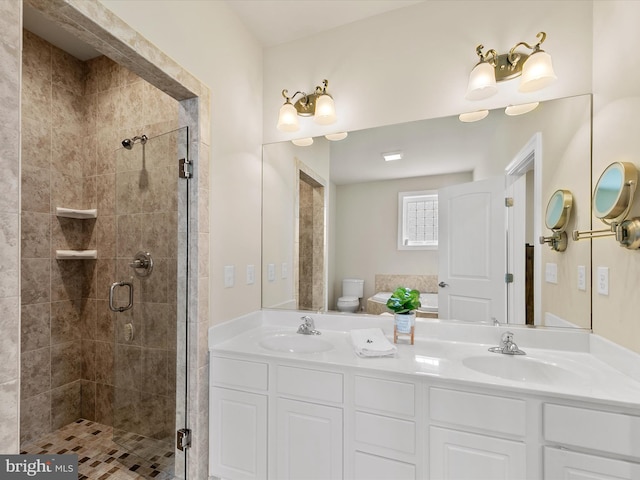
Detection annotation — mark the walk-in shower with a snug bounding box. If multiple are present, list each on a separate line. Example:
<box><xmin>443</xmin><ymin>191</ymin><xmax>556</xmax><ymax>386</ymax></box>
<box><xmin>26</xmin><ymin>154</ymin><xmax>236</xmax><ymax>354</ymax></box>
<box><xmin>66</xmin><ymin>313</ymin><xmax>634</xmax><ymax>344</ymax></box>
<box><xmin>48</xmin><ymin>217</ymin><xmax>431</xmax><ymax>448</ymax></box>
<box><xmin>121</xmin><ymin>134</ymin><xmax>148</xmax><ymax>150</ymax></box>
<box><xmin>19</xmin><ymin>29</ymin><xmax>190</xmax><ymax>478</ymax></box>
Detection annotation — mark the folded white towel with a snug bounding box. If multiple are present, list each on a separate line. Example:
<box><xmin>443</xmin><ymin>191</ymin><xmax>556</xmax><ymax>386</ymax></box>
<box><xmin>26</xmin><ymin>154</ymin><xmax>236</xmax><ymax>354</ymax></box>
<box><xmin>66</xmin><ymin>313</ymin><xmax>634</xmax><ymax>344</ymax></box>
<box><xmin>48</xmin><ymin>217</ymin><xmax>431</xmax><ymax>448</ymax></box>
<box><xmin>350</xmin><ymin>328</ymin><xmax>397</xmax><ymax>358</ymax></box>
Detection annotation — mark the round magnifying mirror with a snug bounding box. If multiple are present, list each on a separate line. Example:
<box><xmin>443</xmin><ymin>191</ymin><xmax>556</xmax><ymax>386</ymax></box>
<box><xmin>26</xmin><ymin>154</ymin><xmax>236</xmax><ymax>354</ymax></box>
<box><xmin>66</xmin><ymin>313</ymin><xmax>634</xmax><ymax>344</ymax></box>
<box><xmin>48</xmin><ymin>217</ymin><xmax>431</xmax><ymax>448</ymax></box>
<box><xmin>545</xmin><ymin>189</ymin><xmax>573</xmax><ymax>230</ymax></box>
<box><xmin>593</xmin><ymin>162</ymin><xmax>638</xmax><ymax>220</ymax></box>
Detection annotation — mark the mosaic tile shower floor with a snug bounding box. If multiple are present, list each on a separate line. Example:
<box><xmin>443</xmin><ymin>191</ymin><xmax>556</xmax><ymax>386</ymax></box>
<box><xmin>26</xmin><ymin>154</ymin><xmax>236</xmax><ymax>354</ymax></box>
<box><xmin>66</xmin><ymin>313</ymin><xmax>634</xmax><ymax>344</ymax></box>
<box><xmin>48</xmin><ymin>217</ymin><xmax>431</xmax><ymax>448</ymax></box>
<box><xmin>20</xmin><ymin>419</ymin><xmax>175</xmax><ymax>479</ymax></box>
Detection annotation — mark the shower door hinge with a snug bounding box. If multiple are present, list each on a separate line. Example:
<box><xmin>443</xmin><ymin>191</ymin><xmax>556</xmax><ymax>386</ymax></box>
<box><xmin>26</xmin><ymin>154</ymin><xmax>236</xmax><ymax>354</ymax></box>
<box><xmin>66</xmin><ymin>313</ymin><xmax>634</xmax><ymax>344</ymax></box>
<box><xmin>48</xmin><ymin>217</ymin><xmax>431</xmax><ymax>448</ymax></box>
<box><xmin>176</xmin><ymin>428</ymin><xmax>191</xmax><ymax>451</ymax></box>
<box><xmin>505</xmin><ymin>197</ymin><xmax>514</xmax><ymax>207</ymax></box>
<box><xmin>179</xmin><ymin>158</ymin><xmax>192</xmax><ymax>179</ymax></box>
<box><xmin>505</xmin><ymin>273</ymin><xmax>514</xmax><ymax>283</ymax></box>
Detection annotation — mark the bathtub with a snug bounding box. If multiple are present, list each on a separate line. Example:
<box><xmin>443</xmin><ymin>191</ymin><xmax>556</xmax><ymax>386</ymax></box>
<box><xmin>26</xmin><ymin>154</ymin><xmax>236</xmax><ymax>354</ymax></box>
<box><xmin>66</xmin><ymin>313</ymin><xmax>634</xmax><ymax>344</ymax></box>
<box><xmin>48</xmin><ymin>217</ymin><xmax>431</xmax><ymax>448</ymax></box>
<box><xmin>367</xmin><ymin>292</ymin><xmax>438</xmax><ymax>315</ymax></box>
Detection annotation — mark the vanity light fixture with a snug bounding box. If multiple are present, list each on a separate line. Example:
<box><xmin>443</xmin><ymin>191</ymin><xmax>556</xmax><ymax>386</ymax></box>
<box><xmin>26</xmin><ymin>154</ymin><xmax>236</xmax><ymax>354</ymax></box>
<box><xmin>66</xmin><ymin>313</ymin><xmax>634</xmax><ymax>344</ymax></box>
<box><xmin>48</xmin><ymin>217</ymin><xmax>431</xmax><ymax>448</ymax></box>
<box><xmin>291</xmin><ymin>137</ymin><xmax>314</xmax><ymax>147</ymax></box>
<box><xmin>573</xmin><ymin>161</ymin><xmax>640</xmax><ymax>249</ymax></box>
<box><xmin>325</xmin><ymin>132</ymin><xmax>348</xmax><ymax>141</ymax></box>
<box><xmin>465</xmin><ymin>32</ymin><xmax>557</xmax><ymax>101</ymax></box>
<box><xmin>277</xmin><ymin>79</ymin><xmax>336</xmax><ymax>132</ymax></box>
<box><xmin>459</xmin><ymin>110</ymin><xmax>489</xmax><ymax>123</ymax></box>
<box><xmin>505</xmin><ymin>102</ymin><xmax>539</xmax><ymax>116</ymax></box>
<box><xmin>383</xmin><ymin>152</ymin><xmax>403</xmax><ymax>162</ymax></box>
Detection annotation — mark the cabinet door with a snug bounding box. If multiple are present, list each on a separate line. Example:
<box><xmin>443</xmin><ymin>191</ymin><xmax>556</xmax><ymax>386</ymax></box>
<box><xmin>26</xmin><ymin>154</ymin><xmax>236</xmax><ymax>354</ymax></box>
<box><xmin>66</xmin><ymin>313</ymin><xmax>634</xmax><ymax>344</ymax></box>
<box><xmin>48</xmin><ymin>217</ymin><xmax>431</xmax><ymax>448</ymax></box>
<box><xmin>277</xmin><ymin>398</ymin><xmax>343</xmax><ymax>480</ymax></box>
<box><xmin>210</xmin><ymin>387</ymin><xmax>267</xmax><ymax>480</ymax></box>
<box><xmin>544</xmin><ymin>447</ymin><xmax>640</xmax><ymax>479</ymax></box>
<box><xmin>430</xmin><ymin>427</ymin><xmax>526</xmax><ymax>479</ymax></box>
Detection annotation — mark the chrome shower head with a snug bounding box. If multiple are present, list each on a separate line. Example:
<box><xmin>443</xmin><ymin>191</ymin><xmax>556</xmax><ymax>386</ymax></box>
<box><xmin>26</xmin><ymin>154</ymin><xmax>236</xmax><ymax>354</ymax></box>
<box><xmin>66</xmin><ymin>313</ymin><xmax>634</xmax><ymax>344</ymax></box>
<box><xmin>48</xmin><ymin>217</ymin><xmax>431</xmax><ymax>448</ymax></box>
<box><xmin>121</xmin><ymin>134</ymin><xmax>147</xmax><ymax>150</ymax></box>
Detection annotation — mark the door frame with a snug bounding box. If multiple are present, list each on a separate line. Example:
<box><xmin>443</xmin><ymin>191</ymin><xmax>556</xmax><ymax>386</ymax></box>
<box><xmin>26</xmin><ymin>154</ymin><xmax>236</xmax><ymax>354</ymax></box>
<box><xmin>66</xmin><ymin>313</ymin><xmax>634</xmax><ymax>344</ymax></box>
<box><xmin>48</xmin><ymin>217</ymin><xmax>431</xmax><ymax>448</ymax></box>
<box><xmin>505</xmin><ymin>133</ymin><xmax>542</xmax><ymax>326</ymax></box>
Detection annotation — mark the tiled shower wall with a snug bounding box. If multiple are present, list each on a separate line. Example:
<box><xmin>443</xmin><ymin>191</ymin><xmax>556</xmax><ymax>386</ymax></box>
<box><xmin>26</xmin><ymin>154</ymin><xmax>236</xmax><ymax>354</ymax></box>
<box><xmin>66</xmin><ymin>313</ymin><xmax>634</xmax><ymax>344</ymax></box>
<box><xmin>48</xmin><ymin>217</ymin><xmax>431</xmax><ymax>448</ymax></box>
<box><xmin>20</xmin><ymin>30</ymin><xmax>179</xmax><ymax>445</ymax></box>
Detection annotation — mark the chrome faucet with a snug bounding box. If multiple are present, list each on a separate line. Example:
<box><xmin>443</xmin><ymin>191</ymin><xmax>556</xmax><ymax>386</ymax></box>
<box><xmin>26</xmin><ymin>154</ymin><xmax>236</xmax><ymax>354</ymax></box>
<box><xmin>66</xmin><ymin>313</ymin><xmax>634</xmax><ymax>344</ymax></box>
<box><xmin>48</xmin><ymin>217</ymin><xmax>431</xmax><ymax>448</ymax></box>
<box><xmin>489</xmin><ymin>331</ymin><xmax>526</xmax><ymax>355</ymax></box>
<box><xmin>297</xmin><ymin>315</ymin><xmax>321</xmax><ymax>335</ymax></box>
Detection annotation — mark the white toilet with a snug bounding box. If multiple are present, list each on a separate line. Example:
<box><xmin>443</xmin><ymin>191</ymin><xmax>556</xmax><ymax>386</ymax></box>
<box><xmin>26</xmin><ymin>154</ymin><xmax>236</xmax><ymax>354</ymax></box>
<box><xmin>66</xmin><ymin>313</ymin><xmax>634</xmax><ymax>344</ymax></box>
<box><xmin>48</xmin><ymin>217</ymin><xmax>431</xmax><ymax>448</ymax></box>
<box><xmin>336</xmin><ymin>278</ymin><xmax>364</xmax><ymax>313</ymax></box>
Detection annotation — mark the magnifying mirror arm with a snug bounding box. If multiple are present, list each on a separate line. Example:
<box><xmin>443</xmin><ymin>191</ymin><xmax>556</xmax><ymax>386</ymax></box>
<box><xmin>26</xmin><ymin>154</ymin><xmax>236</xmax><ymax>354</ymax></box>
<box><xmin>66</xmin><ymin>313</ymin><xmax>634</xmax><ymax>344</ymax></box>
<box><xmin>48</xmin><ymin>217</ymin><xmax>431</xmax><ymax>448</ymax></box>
<box><xmin>572</xmin><ymin>226</ymin><xmax>615</xmax><ymax>241</ymax></box>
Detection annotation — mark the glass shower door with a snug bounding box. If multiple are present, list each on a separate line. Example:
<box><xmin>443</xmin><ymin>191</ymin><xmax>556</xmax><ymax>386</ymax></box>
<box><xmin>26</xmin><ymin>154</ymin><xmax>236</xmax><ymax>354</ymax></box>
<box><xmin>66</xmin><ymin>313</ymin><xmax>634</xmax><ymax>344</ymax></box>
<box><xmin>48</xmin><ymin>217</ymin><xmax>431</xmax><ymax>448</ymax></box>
<box><xmin>110</xmin><ymin>126</ymin><xmax>189</xmax><ymax>478</ymax></box>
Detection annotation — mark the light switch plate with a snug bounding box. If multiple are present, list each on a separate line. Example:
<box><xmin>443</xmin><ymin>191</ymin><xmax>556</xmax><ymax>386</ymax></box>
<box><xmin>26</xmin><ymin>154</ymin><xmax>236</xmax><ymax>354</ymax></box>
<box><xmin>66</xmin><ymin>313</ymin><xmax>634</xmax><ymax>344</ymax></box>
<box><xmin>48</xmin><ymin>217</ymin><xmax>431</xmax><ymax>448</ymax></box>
<box><xmin>545</xmin><ymin>263</ymin><xmax>558</xmax><ymax>284</ymax></box>
<box><xmin>267</xmin><ymin>263</ymin><xmax>276</xmax><ymax>282</ymax></box>
<box><xmin>246</xmin><ymin>264</ymin><xmax>255</xmax><ymax>285</ymax></box>
<box><xmin>597</xmin><ymin>266</ymin><xmax>609</xmax><ymax>295</ymax></box>
<box><xmin>577</xmin><ymin>265</ymin><xmax>586</xmax><ymax>291</ymax></box>
<box><xmin>224</xmin><ymin>265</ymin><xmax>235</xmax><ymax>288</ymax></box>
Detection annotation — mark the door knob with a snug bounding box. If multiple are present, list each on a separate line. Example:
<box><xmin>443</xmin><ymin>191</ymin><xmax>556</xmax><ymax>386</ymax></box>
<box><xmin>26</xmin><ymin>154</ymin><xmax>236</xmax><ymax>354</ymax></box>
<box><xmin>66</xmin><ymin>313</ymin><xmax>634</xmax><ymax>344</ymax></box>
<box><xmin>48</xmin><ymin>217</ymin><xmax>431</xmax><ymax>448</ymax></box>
<box><xmin>438</xmin><ymin>281</ymin><xmax>449</xmax><ymax>288</ymax></box>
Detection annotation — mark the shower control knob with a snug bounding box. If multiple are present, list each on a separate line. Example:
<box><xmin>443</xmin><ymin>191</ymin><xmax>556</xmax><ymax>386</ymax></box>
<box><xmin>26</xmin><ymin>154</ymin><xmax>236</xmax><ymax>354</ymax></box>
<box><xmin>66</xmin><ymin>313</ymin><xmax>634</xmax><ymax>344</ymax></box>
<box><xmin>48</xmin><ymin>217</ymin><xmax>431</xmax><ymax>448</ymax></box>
<box><xmin>130</xmin><ymin>251</ymin><xmax>154</xmax><ymax>277</ymax></box>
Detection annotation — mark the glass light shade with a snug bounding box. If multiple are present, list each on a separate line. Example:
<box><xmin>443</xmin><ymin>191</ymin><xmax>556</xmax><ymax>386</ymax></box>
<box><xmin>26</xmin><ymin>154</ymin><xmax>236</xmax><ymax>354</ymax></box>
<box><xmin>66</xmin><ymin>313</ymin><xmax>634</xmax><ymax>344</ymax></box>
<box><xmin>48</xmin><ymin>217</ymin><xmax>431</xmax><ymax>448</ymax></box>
<box><xmin>325</xmin><ymin>132</ymin><xmax>348</xmax><ymax>141</ymax></box>
<box><xmin>465</xmin><ymin>62</ymin><xmax>498</xmax><ymax>101</ymax></box>
<box><xmin>277</xmin><ymin>102</ymin><xmax>299</xmax><ymax>132</ymax></box>
<box><xmin>505</xmin><ymin>102</ymin><xmax>539</xmax><ymax>116</ymax></box>
<box><xmin>291</xmin><ymin>137</ymin><xmax>314</xmax><ymax>147</ymax></box>
<box><xmin>458</xmin><ymin>110</ymin><xmax>489</xmax><ymax>123</ymax></box>
<box><xmin>518</xmin><ymin>51</ymin><xmax>557</xmax><ymax>93</ymax></box>
<box><xmin>314</xmin><ymin>94</ymin><xmax>337</xmax><ymax>125</ymax></box>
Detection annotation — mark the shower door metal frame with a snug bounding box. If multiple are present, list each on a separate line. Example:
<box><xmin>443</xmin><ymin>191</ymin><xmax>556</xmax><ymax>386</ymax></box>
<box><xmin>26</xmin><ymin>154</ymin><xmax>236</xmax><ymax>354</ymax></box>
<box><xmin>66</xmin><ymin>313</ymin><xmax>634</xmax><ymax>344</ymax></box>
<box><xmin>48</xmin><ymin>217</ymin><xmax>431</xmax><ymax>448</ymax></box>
<box><xmin>111</xmin><ymin>126</ymin><xmax>191</xmax><ymax>478</ymax></box>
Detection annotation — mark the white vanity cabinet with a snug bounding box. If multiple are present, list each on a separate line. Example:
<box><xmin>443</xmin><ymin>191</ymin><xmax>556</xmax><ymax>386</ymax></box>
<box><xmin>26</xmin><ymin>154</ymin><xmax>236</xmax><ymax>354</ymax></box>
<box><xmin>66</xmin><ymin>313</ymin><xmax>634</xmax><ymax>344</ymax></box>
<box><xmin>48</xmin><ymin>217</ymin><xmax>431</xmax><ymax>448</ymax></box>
<box><xmin>275</xmin><ymin>365</ymin><xmax>344</xmax><ymax>480</ymax></box>
<box><xmin>350</xmin><ymin>374</ymin><xmax>420</xmax><ymax>479</ymax></box>
<box><xmin>542</xmin><ymin>403</ymin><xmax>640</xmax><ymax>479</ymax></box>
<box><xmin>428</xmin><ymin>387</ymin><xmax>527</xmax><ymax>479</ymax></box>
<box><xmin>209</xmin><ymin>356</ymin><xmax>269</xmax><ymax>480</ymax></box>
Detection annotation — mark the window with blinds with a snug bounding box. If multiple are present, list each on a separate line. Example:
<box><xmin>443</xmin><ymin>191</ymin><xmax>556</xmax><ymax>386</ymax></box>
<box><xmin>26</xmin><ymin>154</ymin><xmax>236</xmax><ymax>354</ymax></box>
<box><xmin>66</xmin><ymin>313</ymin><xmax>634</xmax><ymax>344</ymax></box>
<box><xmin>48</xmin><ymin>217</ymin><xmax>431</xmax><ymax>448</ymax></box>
<box><xmin>398</xmin><ymin>191</ymin><xmax>438</xmax><ymax>250</ymax></box>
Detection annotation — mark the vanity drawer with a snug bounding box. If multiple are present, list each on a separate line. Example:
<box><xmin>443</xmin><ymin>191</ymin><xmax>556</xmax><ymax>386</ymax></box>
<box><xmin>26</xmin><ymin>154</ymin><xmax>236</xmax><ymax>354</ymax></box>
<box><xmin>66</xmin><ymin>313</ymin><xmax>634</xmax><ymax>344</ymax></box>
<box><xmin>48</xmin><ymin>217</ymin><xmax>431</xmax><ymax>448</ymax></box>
<box><xmin>355</xmin><ymin>411</ymin><xmax>415</xmax><ymax>454</ymax></box>
<box><xmin>430</xmin><ymin>387</ymin><xmax>526</xmax><ymax>437</ymax></box>
<box><xmin>355</xmin><ymin>375</ymin><xmax>415</xmax><ymax>417</ymax></box>
<box><xmin>277</xmin><ymin>365</ymin><xmax>343</xmax><ymax>403</ymax></box>
<box><xmin>544</xmin><ymin>404</ymin><xmax>640</xmax><ymax>457</ymax></box>
<box><xmin>210</xmin><ymin>355</ymin><xmax>268</xmax><ymax>391</ymax></box>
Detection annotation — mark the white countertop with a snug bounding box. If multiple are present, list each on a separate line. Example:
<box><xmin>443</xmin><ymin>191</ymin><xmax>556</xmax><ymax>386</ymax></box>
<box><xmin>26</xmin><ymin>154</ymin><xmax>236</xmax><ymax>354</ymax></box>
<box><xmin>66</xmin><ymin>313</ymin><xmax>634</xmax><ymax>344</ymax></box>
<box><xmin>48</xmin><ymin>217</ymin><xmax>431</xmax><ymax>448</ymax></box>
<box><xmin>209</xmin><ymin>309</ymin><xmax>640</xmax><ymax>410</ymax></box>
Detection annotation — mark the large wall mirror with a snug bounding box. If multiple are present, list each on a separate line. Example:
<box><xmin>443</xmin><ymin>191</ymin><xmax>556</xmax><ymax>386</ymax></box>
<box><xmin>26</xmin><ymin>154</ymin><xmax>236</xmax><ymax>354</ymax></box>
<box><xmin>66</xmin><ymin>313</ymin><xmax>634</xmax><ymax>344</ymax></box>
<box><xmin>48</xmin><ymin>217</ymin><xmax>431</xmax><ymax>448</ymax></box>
<box><xmin>262</xmin><ymin>94</ymin><xmax>592</xmax><ymax>329</ymax></box>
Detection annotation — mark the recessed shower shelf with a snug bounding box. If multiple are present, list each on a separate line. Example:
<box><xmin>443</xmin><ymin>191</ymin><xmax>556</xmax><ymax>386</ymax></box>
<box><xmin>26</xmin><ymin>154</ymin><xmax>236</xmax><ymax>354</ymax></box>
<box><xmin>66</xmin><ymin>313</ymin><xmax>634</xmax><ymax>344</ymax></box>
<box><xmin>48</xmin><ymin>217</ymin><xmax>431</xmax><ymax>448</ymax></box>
<box><xmin>56</xmin><ymin>207</ymin><xmax>97</xmax><ymax>219</ymax></box>
<box><xmin>56</xmin><ymin>250</ymin><xmax>98</xmax><ymax>260</ymax></box>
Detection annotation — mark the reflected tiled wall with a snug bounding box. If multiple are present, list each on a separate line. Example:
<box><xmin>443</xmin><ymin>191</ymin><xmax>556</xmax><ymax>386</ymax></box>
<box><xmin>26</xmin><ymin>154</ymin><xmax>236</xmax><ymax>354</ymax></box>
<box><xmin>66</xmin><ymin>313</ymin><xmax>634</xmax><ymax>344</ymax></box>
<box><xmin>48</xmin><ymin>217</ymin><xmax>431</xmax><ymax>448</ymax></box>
<box><xmin>20</xmin><ymin>30</ymin><xmax>179</xmax><ymax>446</ymax></box>
<box><xmin>0</xmin><ymin>0</ymin><xmax>21</xmax><ymax>455</ymax></box>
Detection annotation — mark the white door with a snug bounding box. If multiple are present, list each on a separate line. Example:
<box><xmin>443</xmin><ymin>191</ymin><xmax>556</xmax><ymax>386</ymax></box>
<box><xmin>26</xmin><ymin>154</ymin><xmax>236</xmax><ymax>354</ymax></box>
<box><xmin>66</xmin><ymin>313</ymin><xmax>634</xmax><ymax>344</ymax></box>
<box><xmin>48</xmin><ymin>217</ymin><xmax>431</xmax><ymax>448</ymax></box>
<box><xmin>438</xmin><ymin>177</ymin><xmax>506</xmax><ymax>324</ymax></box>
<box><xmin>277</xmin><ymin>398</ymin><xmax>343</xmax><ymax>480</ymax></box>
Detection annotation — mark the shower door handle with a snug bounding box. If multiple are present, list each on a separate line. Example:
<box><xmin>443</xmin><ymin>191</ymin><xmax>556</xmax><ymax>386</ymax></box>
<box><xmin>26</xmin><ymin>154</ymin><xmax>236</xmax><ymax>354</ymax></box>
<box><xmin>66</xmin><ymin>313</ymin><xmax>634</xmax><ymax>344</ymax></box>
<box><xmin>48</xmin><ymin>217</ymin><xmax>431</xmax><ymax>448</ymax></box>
<box><xmin>109</xmin><ymin>281</ymin><xmax>134</xmax><ymax>312</ymax></box>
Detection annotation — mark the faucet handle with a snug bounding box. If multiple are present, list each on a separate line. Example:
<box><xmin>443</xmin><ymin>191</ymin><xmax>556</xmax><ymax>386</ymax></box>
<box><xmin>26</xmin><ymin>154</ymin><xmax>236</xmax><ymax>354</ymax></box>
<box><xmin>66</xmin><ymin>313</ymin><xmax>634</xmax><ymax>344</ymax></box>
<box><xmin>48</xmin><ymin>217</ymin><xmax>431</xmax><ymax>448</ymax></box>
<box><xmin>500</xmin><ymin>331</ymin><xmax>514</xmax><ymax>345</ymax></box>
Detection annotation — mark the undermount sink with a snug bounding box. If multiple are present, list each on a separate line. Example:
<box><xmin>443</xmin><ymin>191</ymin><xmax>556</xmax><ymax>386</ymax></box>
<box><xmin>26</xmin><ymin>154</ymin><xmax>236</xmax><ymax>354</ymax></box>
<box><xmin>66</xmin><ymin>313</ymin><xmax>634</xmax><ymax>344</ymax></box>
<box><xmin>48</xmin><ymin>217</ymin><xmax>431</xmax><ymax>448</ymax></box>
<box><xmin>259</xmin><ymin>333</ymin><xmax>334</xmax><ymax>354</ymax></box>
<box><xmin>462</xmin><ymin>354</ymin><xmax>580</xmax><ymax>385</ymax></box>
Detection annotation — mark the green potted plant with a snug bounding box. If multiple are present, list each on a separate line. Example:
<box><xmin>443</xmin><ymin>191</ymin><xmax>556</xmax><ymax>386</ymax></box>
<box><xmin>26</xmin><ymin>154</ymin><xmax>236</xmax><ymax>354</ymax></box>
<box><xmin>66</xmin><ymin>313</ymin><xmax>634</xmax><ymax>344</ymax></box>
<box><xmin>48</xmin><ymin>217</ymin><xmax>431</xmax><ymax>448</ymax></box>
<box><xmin>386</xmin><ymin>287</ymin><xmax>421</xmax><ymax>344</ymax></box>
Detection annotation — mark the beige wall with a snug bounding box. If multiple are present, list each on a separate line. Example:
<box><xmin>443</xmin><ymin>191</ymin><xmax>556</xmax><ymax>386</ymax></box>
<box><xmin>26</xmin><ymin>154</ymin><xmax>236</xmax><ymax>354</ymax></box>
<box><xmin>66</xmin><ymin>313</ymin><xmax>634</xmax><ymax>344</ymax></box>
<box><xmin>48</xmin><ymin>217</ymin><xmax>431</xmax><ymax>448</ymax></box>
<box><xmin>592</xmin><ymin>0</ymin><xmax>640</xmax><ymax>352</ymax></box>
